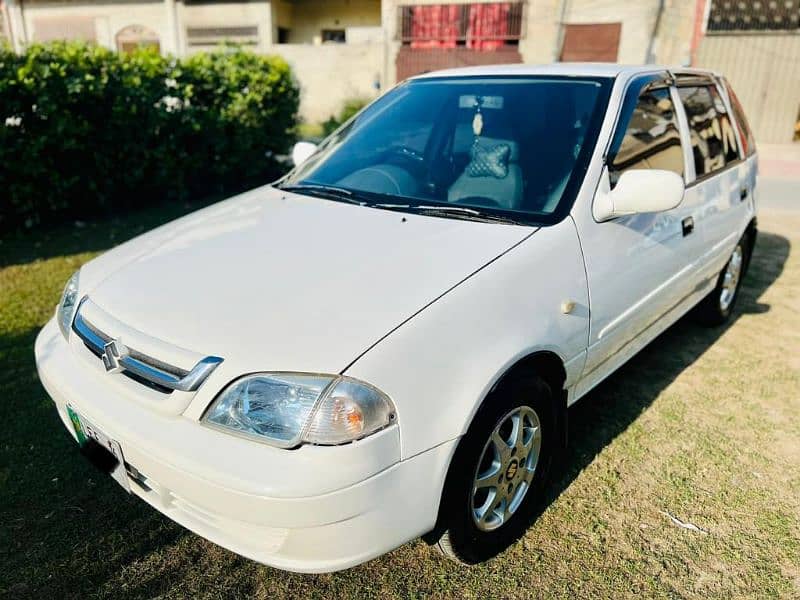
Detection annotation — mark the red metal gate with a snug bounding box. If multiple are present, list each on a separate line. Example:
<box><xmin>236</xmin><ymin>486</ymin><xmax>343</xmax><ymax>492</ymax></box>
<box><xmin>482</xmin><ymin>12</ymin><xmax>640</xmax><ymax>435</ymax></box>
<box><xmin>395</xmin><ymin>2</ymin><xmax>524</xmax><ymax>80</ymax></box>
<box><xmin>559</xmin><ymin>23</ymin><xmax>621</xmax><ymax>62</ymax></box>
<box><xmin>396</xmin><ymin>46</ymin><xmax>523</xmax><ymax>80</ymax></box>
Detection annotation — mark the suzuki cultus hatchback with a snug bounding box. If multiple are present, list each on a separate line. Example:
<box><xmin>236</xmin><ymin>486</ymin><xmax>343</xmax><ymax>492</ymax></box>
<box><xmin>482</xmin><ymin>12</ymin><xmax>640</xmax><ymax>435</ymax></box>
<box><xmin>36</xmin><ymin>64</ymin><xmax>758</xmax><ymax>572</ymax></box>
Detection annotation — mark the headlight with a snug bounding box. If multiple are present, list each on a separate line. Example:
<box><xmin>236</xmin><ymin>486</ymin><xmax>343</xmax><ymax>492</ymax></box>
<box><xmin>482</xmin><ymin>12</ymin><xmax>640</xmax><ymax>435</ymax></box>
<box><xmin>202</xmin><ymin>373</ymin><xmax>396</xmax><ymax>448</ymax></box>
<box><xmin>57</xmin><ymin>270</ymin><xmax>80</xmax><ymax>339</ymax></box>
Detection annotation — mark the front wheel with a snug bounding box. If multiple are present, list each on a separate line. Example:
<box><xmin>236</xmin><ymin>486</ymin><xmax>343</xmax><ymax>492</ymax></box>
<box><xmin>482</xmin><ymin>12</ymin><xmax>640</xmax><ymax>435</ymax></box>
<box><xmin>695</xmin><ymin>233</ymin><xmax>749</xmax><ymax>326</ymax></box>
<box><xmin>432</xmin><ymin>375</ymin><xmax>556</xmax><ymax>564</ymax></box>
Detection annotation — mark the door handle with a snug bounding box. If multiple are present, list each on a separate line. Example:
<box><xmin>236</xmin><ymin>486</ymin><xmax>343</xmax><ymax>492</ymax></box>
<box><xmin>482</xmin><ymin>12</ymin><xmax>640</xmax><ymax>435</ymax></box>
<box><xmin>682</xmin><ymin>216</ymin><xmax>694</xmax><ymax>237</ymax></box>
<box><xmin>740</xmin><ymin>187</ymin><xmax>749</xmax><ymax>201</ymax></box>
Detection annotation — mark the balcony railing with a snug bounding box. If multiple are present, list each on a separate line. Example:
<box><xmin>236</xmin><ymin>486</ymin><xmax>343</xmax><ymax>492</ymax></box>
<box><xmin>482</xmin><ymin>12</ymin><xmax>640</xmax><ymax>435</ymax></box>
<box><xmin>398</xmin><ymin>2</ymin><xmax>524</xmax><ymax>47</ymax></box>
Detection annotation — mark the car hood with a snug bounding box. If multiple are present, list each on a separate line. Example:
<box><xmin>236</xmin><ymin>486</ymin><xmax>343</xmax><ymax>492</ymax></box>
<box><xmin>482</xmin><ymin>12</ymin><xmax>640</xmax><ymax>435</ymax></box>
<box><xmin>82</xmin><ymin>186</ymin><xmax>534</xmax><ymax>375</ymax></box>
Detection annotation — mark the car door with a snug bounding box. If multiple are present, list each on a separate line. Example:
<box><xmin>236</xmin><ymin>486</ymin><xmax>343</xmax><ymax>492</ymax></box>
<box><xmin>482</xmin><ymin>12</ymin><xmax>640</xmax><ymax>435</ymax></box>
<box><xmin>570</xmin><ymin>72</ymin><xmax>701</xmax><ymax>394</ymax></box>
<box><xmin>674</xmin><ymin>78</ymin><xmax>749</xmax><ymax>283</ymax></box>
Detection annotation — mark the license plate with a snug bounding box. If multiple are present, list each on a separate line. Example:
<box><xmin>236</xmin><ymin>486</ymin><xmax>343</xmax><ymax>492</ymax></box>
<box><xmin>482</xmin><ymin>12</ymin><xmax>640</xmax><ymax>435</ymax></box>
<box><xmin>67</xmin><ymin>405</ymin><xmax>131</xmax><ymax>493</ymax></box>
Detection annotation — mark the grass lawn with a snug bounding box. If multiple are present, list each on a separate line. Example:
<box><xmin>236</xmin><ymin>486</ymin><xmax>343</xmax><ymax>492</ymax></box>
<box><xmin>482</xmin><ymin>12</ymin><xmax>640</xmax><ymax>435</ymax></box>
<box><xmin>1</xmin><ymin>202</ymin><xmax>798</xmax><ymax>599</ymax></box>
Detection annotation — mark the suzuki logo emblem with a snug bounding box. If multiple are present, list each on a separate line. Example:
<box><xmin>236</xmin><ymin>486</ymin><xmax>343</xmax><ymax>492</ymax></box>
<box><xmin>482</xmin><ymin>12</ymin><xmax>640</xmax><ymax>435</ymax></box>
<box><xmin>102</xmin><ymin>339</ymin><xmax>128</xmax><ymax>374</ymax></box>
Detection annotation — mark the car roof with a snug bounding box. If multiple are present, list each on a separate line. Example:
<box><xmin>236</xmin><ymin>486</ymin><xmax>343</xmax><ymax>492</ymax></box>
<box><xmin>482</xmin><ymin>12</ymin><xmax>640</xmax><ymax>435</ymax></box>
<box><xmin>409</xmin><ymin>63</ymin><xmax>720</xmax><ymax>81</ymax></box>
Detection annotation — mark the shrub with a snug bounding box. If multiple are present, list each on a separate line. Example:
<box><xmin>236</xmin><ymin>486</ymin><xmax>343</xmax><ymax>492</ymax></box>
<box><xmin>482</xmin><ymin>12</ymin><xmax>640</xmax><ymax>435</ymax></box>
<box><xmin>0</xmin><ymin>42</ymin><xmax>299</xmax><ymax>232</ymax></box>
<box><xmin>321</xmin><ymin>97</ymin><xmax>370</xmax><ymax>137</ymax></box>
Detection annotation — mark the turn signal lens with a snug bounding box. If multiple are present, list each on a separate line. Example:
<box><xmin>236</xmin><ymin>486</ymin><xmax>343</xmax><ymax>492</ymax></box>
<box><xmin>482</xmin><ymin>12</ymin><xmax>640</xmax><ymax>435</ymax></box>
<box><xmin>304</xmin><ymin>378</ymin><xmax>394</xmax><ymax>445</ymax></box>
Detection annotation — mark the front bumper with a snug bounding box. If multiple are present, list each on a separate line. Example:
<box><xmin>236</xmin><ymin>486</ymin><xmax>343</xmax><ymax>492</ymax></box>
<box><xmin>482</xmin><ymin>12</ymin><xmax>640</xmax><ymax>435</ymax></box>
<box><xmin>35</xmin><ymin>318</ymin><xmax>456</xmax><ymax>573</ymax></box>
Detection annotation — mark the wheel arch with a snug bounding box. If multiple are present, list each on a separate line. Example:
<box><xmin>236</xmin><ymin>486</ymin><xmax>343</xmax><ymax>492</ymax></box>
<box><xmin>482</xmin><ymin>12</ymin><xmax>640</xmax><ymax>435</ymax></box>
<box><xmin>422</xmin><ymin>349</ymin><xmax>569</xmax><ymax>544</ymax></box>
<box><xmin>492</xmin><ymin>350</ymin><xmax>566</xmax><ymax>394</ymax></box>
<box><xmin>483</xmin><ymin>350</ymin><xmax>569</xmax><ymax>452</ymax></box>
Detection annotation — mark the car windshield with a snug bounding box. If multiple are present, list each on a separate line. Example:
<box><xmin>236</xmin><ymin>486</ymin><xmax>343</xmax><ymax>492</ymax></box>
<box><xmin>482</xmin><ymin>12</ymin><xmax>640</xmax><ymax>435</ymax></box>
<box><xmin>279</xmin><ymin>75</ymin><xmax>612</xmax><ymax>225</ymax></box>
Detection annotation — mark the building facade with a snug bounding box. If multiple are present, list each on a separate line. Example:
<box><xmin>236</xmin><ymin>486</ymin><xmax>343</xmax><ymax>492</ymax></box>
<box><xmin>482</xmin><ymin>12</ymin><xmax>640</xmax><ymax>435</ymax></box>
<box><xmin>0</xmin><ymin>0</ymin><xmax>697</xmax><ymax>123</ymax></box>
<box><xmin>693</xmin><ymin>0</ymin><xmax>800</xmax><ymax>143</ymax></box>
<box><xmin>1</xmin><ymin>0</ymin><xmax>385</xmax><ymax>123</ymax></box>
<box><xmin>1</xmin><ymin>0</ymin><xmax>797</xmax><ymax>141</ymax></box>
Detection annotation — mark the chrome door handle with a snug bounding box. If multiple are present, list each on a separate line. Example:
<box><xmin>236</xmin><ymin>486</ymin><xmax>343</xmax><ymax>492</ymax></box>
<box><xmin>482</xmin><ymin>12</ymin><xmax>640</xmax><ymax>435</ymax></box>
<box><xmin>682</xmin><ymin>216</ymin><xmax>694</xmax><ymax>237</ymax></box>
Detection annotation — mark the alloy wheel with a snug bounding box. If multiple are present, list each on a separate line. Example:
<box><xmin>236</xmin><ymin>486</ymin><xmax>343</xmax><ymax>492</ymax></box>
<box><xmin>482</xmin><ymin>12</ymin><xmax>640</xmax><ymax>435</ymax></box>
<box><xmin>471</xmin><ymin>405</ymin><xmax>542</xmax><ymax>532</ymax></box>
<box><xmin>720</xmin><ymin>243</ymin><xmax>744</xmax><ymax>312</ymax></box>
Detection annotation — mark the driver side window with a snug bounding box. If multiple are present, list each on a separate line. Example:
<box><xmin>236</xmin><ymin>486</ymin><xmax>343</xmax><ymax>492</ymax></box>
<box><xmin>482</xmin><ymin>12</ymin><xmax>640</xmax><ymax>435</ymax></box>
<box><xmin>608</xmin><ymin>86</ymin><xmax>684</xmax><ymax>188</ymax></box>
<box><xmin>393</xmin><ymin>119</ymin><xmax>431</xmax><ymax>155</ymax></box>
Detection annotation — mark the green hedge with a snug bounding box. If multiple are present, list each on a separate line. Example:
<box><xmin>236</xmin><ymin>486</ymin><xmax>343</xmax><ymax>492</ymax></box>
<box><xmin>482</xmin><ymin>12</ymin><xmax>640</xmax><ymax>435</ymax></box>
<box><xmin>0</xmin><ymin>42</ymin><xmax>299</xmax><ymax>232</ymax></box>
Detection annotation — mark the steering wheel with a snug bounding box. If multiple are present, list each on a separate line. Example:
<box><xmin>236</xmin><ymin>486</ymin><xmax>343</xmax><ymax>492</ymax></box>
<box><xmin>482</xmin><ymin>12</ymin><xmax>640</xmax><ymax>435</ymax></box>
<box><xmin>452</xmin><ymin>196</ymin><xmax>502</xmax><ymax>209</ymax></box>
<box><xmin>387</xmin><ymin>145</ymin><xmax>425</xmax><ymax>164</ymax></box>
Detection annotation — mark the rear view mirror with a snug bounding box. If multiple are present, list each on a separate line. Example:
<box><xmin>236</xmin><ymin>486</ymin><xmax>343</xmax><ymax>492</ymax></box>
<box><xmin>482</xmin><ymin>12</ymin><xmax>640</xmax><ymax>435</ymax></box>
<box><xmin>594</xmin><ymin>169</ymin><xmax>684</xmax><ymax>221</ymax></box>
<box><xmin>291</xmin><ymin>141</ymin><xmax>318</xmax><ymax>167</ymax></box>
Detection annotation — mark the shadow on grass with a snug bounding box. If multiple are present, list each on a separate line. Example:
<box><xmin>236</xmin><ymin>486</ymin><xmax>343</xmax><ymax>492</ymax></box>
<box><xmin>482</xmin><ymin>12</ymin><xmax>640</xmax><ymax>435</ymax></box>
<box><xmin>0</xmin><ymin>231</ymin><xmax>790</xmax><ymax>598</ymax></box>
<box><xmin>0</xmin><ymin>327</ymin><xmax>188</xmax><ymax>599</ymax></box>
<box><xmin>541</xmin><ymin>229</ymin><xmax>790</xmax><ymax>520</ymax></box>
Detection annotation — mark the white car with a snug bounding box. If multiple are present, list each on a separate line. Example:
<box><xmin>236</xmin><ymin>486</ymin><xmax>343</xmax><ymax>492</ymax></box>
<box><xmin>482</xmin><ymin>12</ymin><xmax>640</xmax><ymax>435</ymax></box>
<box><xmin>35</xmin><ymin>64</ymin><xmax>757</xmax><ymax>573</ymax></box>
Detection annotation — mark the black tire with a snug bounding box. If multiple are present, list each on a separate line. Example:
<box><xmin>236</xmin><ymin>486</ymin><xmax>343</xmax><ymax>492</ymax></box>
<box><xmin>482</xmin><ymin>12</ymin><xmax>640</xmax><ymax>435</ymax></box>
<box><xmin>432</xmin><ymin>374</ymin><xmax>557</xmax><ymax>565</ymax></box>
<box><xmin>695</xmin><ymin>232</ymin><xmax>749</xmax><ymax>327</ymax></box>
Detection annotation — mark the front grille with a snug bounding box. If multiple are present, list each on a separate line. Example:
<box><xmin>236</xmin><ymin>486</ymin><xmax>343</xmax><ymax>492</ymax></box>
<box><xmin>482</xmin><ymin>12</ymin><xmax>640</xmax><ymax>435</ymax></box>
<box><xmin>76</xmin><ymin>323</ymin><xmax>174</xmax><ymax>392</ymax></box>
<box><xmin>71</xmin><ymin>297</ymin><xmax>222</xmax><ymax>394</ymax></box>
<box><xmin>122</xmin><ymin>368</ymin><xmax>176</xmax><ymax>394</ymax></box>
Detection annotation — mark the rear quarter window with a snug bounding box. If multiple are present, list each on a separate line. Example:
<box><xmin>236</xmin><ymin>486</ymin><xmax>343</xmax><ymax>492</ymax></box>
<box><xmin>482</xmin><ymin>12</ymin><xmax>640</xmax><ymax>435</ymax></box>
<box><xmin>722</xmin><ymin>78</ymin><xmax>756</xmax><ymax>157</ymax></box>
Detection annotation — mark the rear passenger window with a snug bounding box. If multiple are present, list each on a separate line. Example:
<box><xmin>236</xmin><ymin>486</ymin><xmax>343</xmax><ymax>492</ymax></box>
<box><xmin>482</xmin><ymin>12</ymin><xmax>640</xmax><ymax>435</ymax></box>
<box><xmin>678</xmin><ymin>85</ymin><xmax>740</xmax><ymax>178</ymax></box>
<box><xmin>723</xmin><ymin>78</ymin><xmax>756</xmax><ymax>157</ymax></box>
<box><xmin>608</xmin><ymin>87</ymin><xmax>684</xmax><ymax>187</ymax></box>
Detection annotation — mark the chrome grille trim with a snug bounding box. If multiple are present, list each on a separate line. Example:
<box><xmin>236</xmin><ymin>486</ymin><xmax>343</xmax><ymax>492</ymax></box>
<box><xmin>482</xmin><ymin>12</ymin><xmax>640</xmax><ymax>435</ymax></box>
<box><xmin>72</xmin><ymin>297</ymin><xmax>223</xmax><ymax>393</ymax></box>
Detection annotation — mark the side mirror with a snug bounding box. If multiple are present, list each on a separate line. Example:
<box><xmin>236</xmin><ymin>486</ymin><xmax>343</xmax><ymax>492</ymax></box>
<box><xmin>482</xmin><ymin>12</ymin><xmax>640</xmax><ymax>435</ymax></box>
<box><xmin>291</xmin><ymin>141</ymin><xmax>318</xmax><ymax>167</ymax></box>
<box><xmin>594</xmin><ymin>169</ymin><xmax>684</xmax><ymax>221</ymax></box>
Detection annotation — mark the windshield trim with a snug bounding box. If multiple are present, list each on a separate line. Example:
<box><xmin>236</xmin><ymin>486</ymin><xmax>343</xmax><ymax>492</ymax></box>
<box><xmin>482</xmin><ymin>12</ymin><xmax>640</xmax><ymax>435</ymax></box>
<box><xmin>278</xmin><ymin>74</ymin><xmax>615</xmax><ymax>227</ymax></box>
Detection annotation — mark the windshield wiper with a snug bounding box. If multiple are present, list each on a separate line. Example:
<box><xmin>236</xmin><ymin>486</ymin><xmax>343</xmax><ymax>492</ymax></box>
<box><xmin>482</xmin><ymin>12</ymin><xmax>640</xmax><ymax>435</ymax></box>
<box><xmin>374</xmin><ymin>203</ymin><xmax>524</xmax><ymax>225</ymax></box>
<box><xmin>278</xmin><ymin>187</ymin><xmax>526</xmax><ymax>225</ymax></box>
<box><xmin>277</xmin><ymin>183</ymin><xmax>366</xmax><ymax>205</ymax></box>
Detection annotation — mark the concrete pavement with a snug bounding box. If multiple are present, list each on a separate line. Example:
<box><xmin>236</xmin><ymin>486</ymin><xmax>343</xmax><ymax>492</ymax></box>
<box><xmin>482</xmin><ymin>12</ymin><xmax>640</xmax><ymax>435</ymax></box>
<box><xmin>759</xmin><ymin>177</ymin><xmax>797</xmax><ymax>212</ymax></box>
<box><xmin>758</xmin><ymin>143</ymin><xmax>800</xmax><ymax>180</ymax></box>
<box><xmin>756</xmin><ymin>143</ymin><xmax>798</xmax><ymax>212</ymax></box>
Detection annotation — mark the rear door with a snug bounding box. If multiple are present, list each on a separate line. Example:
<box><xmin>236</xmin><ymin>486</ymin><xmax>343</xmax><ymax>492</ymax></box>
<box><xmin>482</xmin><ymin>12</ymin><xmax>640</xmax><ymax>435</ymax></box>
<box><xmin>721</xmin><ymin>76</ymin><xmax>758</xmax><ymax>215</ymax></box>
<box><xmin>674</xmin><ymin>76</ymin><xmax>752</xmax><ymax>282</ymax></box>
